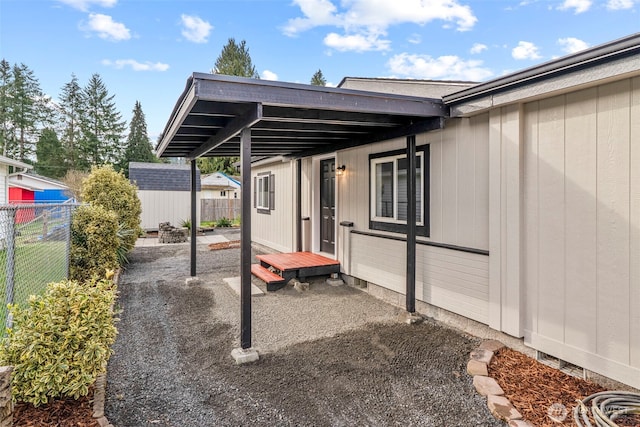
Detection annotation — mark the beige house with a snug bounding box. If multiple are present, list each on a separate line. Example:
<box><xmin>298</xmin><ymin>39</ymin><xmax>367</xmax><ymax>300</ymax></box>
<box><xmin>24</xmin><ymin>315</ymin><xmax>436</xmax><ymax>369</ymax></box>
<box><xmin>157</xmin><ymin>33</ymin><xmax>640</xmax><ymax>387</ymax></box>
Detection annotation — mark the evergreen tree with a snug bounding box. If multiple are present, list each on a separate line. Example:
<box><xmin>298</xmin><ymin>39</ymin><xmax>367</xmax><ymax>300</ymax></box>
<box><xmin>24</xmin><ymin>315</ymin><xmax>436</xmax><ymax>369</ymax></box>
<box><xmin>196</xmin><ymin>156</ymin><xmax>237</xmax><ymax>175</ymax></box>
<box><xmin>58</xmin><ymin>74</ymin><xmax>84</xmax><ymax>171</ymax></box>
<box><xmin>120</xmin><ymin>101</ymin><xmax>157</xmax><ymax>176</ymax></box>
<box><xmin>0</xmin><ymin>60</ymin><xmax>12</xmax><ymax>157</ymax></box>
<box><xmin>211</xmin><ymin>38</ymin><xmax>259</xmax><ymax>78</ymax></box>
<box><xmin>35</xmin><ymin>128</ymin><xmax>66</xmax><ymax>178</ymax></box>
<box><xmin>310</xmin><ymin>69</ymin><xmax>326</xmax><ymax>86</ymax></box>
<box><xmin>79</xmin><ymin>74</ymin><xmax>126</xmax><ymax>169</ymax></box>
<box><xmin>206</xmin><ymin>38</ymin><xmax>260</xmax><ymax>170</ymax></box>
<box><xmin>6</xmin><ymin>63</ymin><xmax>48</xmax><ymax>161</ymax></box>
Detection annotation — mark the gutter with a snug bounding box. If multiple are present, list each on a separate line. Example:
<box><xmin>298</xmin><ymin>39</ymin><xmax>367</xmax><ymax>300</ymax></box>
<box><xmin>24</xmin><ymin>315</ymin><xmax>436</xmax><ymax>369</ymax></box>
<box><xmin>444</xmin><ymin>32</ymin><xmax>640</xmax><ymax>105</ymax></box>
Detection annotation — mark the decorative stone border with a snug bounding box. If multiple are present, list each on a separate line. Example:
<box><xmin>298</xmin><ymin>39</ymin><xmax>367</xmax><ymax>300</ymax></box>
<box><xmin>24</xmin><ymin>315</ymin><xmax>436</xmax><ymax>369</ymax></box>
<box><xmin>467</xmin><ymin>340</ymin><xmax>535</xmax><ymax>427</ymax></box>
<box><xmin>92</xmin><ymin>374</ymin><xmax>113</xmax><ymax>427</ymax></box>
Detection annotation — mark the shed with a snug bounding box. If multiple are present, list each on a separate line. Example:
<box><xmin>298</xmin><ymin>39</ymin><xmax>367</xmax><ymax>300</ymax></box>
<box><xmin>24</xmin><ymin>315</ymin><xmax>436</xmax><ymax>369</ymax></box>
<box><xmin>129</xmin><ymin>162</ymin><xmax>201</xmax><ymax>230</ymax></box>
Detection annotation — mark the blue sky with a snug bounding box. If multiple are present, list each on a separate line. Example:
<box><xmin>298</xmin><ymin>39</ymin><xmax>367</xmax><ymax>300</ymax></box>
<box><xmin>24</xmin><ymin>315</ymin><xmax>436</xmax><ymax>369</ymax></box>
<box><xmin>1</xmin><ymin>0</ymin><xmax>638</xmax><ymax>142</ymax></box>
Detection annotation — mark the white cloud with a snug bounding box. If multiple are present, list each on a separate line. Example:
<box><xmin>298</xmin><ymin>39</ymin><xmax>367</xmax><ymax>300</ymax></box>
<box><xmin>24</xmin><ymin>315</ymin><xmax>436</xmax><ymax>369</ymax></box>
<box><xmin>180</xmin><ymin>14</ymin><xmax>213</xmax><ymax>43</ymax></box>
<box><xmin>408</xmin><ymin>33</ymin><xmax>422</xmax><ymax>44</ymax></box>
<box><xmin>58</xmin><ymin>0</ymin><xmax>116</xmax><ymax>11</ymax></box>
<box><xmin>512</xmin><ymin>41</ymin><xmax>542</xmax><ymax>60</ymax></box>
<box><xmin>558</xmin><ymin>37</ymin><xmax>589</xmax><ymax>54</ymax></box>
<box><xmin>102</xmin><ymin>59</ymin><xmax>169</xmax><ymax>71</ymax></box>
<box><xmin>261</xmin><ymin>70</ymin><xmax>278</xmax><ymax>80</ymax></box>
<box><xmin>470</xmin><ymin>43</ymin><xmax>487</xmax><ymax>54</ymax></box>
<box><xmin>324</xmin><ymin>32</ymin><xmax>391</xmax><ymax>52</ymax></box>
<box><xmin>606</xmin><ymin>0</ymin><xmax>635</xmax><ymax>9</ymax></box>
<box><xmin>558</xmin><ymin>0</ymin><xmax>592</xmax><ymax>13</ymax></box>
<box><xmin>83</xmin><ymin>13</ymin><xmax>130</xmax><ymax>41</ymax></box>
<box><xmin>283</xmin><ymin>0</ymin><xmax>477</xmax><ymax>52</ymax></box>
<box><xmin>387</xmin><ymin>53</ymin><xmax>493</xmax><ymax>81</ymax></box>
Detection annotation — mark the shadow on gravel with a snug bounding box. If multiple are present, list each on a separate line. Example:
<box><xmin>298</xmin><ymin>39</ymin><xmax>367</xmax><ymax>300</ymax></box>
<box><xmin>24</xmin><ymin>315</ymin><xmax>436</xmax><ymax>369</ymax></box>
<box><xmin>105</xmin><ymin>240</ymin><xmax>502</xmax><ymax>427</ymax></box>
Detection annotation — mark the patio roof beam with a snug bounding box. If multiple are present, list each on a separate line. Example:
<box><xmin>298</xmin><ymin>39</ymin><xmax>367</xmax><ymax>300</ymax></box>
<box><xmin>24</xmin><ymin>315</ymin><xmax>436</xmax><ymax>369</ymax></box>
<box><xmin>188</xmin><ymin>103</ymin><xmax>263</xmax><ymax>160</ymax></box>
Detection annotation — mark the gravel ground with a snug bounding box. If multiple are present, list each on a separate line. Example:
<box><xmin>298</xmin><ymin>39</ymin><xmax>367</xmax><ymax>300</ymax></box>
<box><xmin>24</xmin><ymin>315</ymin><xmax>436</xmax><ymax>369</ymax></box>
<box><xmin>105</xmin><ymin>229</ymin><xmax>504</xmax><ymax>426</ymax></box>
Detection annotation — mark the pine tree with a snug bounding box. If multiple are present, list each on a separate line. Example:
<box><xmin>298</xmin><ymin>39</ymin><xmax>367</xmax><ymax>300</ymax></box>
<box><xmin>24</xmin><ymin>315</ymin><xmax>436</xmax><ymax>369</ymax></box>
<box><xmin>0</xmin><ymin>60</ymin><xmax>12</xmax><ymax>157</ymax></box>
<box><xmin>6</xmin><ymin>63</ymin><xmax>48</xmax><ymax>161</ymax></box>
<box><xmin>206</xmin><ymin>38</ymin><xmax>260</xmax><ymax>169</ymax></box>
<box><xmin>310</xmin><ymin>69</ymin><xmax>326</xmax><ymax>86</ymax></box>
<box><xmin>119</xmin><ymin>101</ymin><xmax>157</xmax><ymax>176</ymax></box>
<box><xmin>58</xmin><ymin>74</ymin><xmax>84</xmax><ymax>171</ymax></box>
<box><xmin>35</xmin><ymin>128</ymin><xmax>66</xmax><ymax>178</ymax></box>
<box><xmin>79</xmin><ymin>74</ymin><xmax>126</xmax><ymax>169</ymax></box>
<box><xmin>211</xmin><ymin>38</ymin><xmax>259</xmax><ymax>78</ymax></box>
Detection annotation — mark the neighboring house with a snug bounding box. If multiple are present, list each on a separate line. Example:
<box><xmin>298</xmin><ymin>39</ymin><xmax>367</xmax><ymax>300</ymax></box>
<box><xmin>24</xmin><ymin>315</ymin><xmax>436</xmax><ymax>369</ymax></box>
<box><xmin>200</xmin><ymin>172</ymin><xmax>241</xmax><ymax>222</ymax></box>
<box><xmin>156</xmin><ymin>33</ymin><xmax>640</xmax><ymax>389</ymax></box>
<box><xmin>129</xmin><ymin>162</ymin><xmax>201</xmax><ymax>230</ymax></box>
<box><xmin>0</xmin><ymin>155</ymin><xmax>32</xmax><ymax>205</ymax></box>
<box><xmin>201</xmin><ymin>172</ymin><xmax>241</xmax><ymax>200</ymax></box>
<box><xmin>8</xmin><ymin>172</ymin><xmax>71</xmax><ymax>203</ymax></box>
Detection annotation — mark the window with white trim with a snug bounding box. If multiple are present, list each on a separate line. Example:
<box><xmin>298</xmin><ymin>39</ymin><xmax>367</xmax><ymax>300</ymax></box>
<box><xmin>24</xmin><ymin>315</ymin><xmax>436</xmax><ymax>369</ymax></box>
<box><xmin>254</xmin><ymin>172</ymin><xmax>275</xmax><ymax>214</ymax></box>
<box><xmin>369</xmin><ymin>146</ymin><xmax>429</xmax><ymax>236</ymax></box>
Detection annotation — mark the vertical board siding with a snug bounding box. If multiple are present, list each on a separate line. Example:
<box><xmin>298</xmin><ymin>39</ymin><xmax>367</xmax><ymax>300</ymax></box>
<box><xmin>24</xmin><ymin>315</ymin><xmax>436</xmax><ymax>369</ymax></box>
<box><xmin>522</xmin><ymin>102</ymin><xmax>539</xmax><ymax>336</ymax></box>
<box><xmin>595</xmin><ymin>80</ymin><xmax>631</xmax><ymax>364</ymax></box>
<box><xmin>536</xmin><ymin>95</ymin><xmax>566</xmax><ymax>344</ymax></box>
<box><xmin>251</xmin><ymin>161</ymin><xmax>295</xmax><ymax>253</ymax></box>
<box><xmin>564</xmin><ymin>88</ymin><xmax>598</xmax><ymax>354</ymax></box>
<box><xmin>523</xmin><ymin>78</ymin><xmax>639</xmax><ymax>387</ymax></box>
<box><xmin>138</xmin><ymin>190</ymin><xmax>200</xmax><ymax>230</ymax></box>
<box><xmin>630</xmin><ymin>76</ymin><xmax>640</xmax><ymax>369</ymax></box>
<box><xmin>351</xmin><ymin>232</ymin><xmax>489</xmax><ymax>323</ymax></box>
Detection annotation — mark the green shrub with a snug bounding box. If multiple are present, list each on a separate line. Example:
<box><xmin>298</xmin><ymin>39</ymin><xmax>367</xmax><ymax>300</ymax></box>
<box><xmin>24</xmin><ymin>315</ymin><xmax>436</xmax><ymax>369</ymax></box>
<box><xmin>70</xmin><ymin>204</ymin><xmax>119</xmax><ymax>282</ymax></box>
<box><xmin>0</xmin><ymin>279</ymin><xmax>118</xmax><ymax>406</ymax></box>
<box><xmin>81</xmin><ymin>165</ymin><xmax>142</xmax><ymax>253</ymax></box>
<box><xmin>180</xmin><ymin>218</ymin><xmax>191</xmax><ymax>230</ymax></box>
<box><xmin>215</xmin><ymin>217</ymin><xmax>232</xmax><ymax>227</ymax></box>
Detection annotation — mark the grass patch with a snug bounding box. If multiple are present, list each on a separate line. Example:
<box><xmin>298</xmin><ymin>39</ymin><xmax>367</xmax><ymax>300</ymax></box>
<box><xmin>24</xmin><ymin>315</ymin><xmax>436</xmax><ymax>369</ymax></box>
<box><xmin>0</xmin><ymin>240</ymin><xmax>68</xmax><ymax>331</ymax></box>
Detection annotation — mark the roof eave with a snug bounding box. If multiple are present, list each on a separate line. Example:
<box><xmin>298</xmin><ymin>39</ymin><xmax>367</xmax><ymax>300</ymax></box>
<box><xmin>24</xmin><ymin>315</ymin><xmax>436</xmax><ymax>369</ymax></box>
<box><xmin>444</xmin><ymin>32</ymin><xmax>640</xmax><ymax>105</ymax></box>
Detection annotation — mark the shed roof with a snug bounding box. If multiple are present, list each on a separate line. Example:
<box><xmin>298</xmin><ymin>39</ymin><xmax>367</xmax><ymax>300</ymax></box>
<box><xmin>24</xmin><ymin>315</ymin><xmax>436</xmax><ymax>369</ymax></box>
<box><xmin>156</xmin><ymin>73</ymin><xmax>448</xmax><ymax>160</ymax></box>
<box><xmin>129</xmin><ymin>162</ymin><xmax>201</xmax><ymax>191</ymax></box>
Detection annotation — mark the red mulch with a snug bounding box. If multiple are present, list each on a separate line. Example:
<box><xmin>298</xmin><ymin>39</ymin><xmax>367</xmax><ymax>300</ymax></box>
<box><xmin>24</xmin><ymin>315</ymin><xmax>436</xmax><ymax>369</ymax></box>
<box><xmin>489</xmin><ymin>347</ymin><xmax>640</xmax><ymax>427</ymax></box>
<box><xmin>208</xmin><ymin>240</ymin><xmax>240</xmax><ymax>250</ymax></box>
<box><xmin>13</xmin><ymin>393</ymin><xmax>99</xmax><ymax>427</ymax></box>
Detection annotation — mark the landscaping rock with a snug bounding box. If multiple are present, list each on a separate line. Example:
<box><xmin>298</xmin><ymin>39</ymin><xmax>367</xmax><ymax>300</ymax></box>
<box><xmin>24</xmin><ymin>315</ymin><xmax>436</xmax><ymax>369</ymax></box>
<box><xmin>470</xmin><ymin>348</ymin><xmax>494</xmax><ymax>364</ymax></box>
<box><xmin>487</xmin><ymin>395</ymin><xmax>522</xmax><ymax>421</ymax></box>
<box><xmin>473</xmin><ymin>375</ymin><xmax>505</xmax><ymax>396</ymax></box>
<box><xmin>467</xmin><ymin>359</ymin><xmax>488</xmax><ymax>376</ymax></box>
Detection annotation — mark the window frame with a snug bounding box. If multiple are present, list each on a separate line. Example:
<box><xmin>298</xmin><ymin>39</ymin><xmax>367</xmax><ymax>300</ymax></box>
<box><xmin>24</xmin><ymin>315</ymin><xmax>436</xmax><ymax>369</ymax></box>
<box><xmin>368</xmin><ymin>145</ymin><xmax>430</xmax><ymax>236</ymax></box>
<box><xmin>254</xmin><ymin>172</ymin><xmax>275</xmax><ymax>215</ymax></box>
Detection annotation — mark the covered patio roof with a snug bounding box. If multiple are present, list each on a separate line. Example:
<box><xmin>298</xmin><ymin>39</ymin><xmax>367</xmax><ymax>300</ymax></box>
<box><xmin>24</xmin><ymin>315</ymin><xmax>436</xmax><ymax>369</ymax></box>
<box><xmin>155</xmin><ymin>73</ymin><xmax>449</xmax><ymax>360</ymax></box>
<box><xmin>156</xmin><ymin>73</ymin><xmax>448</xmax><ymax>159</ymax></box>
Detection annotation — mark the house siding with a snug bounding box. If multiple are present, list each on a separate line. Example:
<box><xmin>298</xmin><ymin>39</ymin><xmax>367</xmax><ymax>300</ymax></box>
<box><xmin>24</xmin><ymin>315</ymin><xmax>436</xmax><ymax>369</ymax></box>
<box><xmin>522</xmin><ymin>77</ymin><xmax>640</xmax><ymax>389</ymax></box>
<box><xmin>338</xmin><ymin>115</ymin><xmax>490</xmax><ymax>324</ymax></box>
<box><xmin>251</xmin><ymin>160</ymin><xmax>295</xmax><ymax>253</ymax></box>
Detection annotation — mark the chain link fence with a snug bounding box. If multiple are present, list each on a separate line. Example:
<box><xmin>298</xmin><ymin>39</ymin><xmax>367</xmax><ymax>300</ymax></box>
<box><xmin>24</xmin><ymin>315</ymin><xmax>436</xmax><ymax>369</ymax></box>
<box><xmin>0</xmin><ymin>203</ymin><xmax>78</xmax><ymax>331</ymax></box>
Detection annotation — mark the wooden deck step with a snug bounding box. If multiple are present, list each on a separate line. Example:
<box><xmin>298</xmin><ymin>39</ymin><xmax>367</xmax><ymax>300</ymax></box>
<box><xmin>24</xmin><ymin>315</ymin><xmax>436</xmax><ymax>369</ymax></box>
<box><xmin>251</xmin><ymin>264</ymin><xmax>286</xmax><ymax>285</ymax></box>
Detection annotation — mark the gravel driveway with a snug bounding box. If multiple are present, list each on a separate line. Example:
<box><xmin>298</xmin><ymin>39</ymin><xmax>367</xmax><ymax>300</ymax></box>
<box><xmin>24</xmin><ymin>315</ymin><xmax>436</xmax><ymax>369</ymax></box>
<box><xmin>105</xmin><ymin>229</ymin><xmax>503</xmax><ymax>426</ymax></box>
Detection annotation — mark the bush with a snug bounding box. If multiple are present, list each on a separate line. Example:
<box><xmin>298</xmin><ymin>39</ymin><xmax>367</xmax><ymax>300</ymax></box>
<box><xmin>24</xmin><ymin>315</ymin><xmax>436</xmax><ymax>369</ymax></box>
<box><xmin>0</xmin><ymin>279</ymin><xmax>118</xmax><ymax>406</ymax></box>
<box><xmin>70</xmin><ymin>204</ymin><xmax>119</xmax><ymax>282</ymax></box>
<box><xmin>81</xmin><ymin>165</ymin><xmax>142</xmax><ymax>252</ymax></box>
<box><xmin>215</xmin><ymin>217</ymin><xmax>232</xmax><ymax>227</ymax></box>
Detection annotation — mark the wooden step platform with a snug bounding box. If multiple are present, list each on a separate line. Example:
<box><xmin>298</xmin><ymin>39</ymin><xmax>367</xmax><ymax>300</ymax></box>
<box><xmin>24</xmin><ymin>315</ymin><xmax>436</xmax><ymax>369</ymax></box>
<box><xmin>251</xmin><ymin>251</ymin><xmax>340</xmax><ymax>291</ymax></box>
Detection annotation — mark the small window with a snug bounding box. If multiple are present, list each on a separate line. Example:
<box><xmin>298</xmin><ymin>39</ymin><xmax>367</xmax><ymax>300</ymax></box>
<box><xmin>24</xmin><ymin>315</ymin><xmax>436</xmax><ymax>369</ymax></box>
<box><xmin>234</xmin><ymin>192</ymin><xmax>238</xmax><ymax>199</ymax></box>
<box><xmin>254</xmin><ymin>172</ymin><xmax>275</xmax><ymax>214</ymax></box>
<box><xmin>220</xmin><ymin>190</ymin><xmax>226</xmax><ymax>197</ymax></box>
<box><xmin>369</xmin><ymin>146</ymin><xmax>429</xmax><ymax>236</ymax></box>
